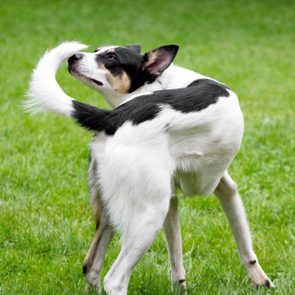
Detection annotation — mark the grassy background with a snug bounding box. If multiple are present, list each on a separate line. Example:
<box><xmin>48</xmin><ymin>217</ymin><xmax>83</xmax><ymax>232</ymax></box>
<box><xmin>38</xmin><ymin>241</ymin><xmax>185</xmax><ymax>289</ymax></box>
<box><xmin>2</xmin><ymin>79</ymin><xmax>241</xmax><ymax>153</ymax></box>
<box><xmin>0</xmin><ymin>0</ymin><xmax>294</xmax><ymax>294</ymax></box>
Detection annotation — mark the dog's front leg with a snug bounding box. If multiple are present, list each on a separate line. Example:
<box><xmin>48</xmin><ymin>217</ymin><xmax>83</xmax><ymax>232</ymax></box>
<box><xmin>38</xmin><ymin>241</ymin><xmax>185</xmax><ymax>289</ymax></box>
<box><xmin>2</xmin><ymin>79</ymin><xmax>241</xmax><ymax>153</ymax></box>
<box><xmin>214</xmin><ymin>171</ymin><xmax>274</xmax><ymax>288</ymax></box>
<box><xmin>163</xmin><ymin>196</ymin><xmax>186</xmax><ymax>291</ymax></box>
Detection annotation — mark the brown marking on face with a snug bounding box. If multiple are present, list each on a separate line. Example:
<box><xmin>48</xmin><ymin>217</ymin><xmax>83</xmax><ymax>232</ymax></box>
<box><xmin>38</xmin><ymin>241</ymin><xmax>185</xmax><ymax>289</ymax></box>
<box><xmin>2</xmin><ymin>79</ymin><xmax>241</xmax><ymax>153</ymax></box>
<box><xmin>106</xmin><ymin>70</ymin><xmax>131</xmax><ymax>94</ymax></box>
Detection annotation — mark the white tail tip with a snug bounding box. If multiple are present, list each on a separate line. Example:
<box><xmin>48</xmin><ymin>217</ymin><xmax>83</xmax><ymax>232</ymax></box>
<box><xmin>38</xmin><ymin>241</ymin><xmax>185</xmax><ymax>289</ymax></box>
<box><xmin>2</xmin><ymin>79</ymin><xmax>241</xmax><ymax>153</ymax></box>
<box><xmin>25</xmin><ymin>41</ymin><xmax>88</xmax><ymax>116</ymax></box>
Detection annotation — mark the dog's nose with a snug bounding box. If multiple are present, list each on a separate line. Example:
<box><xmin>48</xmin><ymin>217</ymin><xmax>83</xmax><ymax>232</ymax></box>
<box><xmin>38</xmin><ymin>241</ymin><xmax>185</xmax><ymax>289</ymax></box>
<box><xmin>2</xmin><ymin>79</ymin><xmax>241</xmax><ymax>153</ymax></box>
<box><xmin>68</xmin><ymin>53</ymin><xmax>83</xmax><ymax>64</ymax></box>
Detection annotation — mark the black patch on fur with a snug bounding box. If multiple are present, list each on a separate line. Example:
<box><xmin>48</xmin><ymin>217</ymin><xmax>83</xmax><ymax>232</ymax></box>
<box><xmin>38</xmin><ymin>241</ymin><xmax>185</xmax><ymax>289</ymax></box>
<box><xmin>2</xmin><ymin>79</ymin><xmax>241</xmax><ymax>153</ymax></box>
<box><xmin>95</xmin><ymin>46</ymin><xmax>179</xmax><ymax>93</ymax></box>
<box><xmin>72</xmin><ymin>79</ymin><xmax>229</xmax><ymax>135</ymax></box>
<box><xmin>95</xmin><ymin>47</ymin><xmax>148</xmax><ymax>93</ymax></box>
<box><xmin>126</xmin><ymin>44</ymin><xmax>141</xmax><ymax>54</ymax></box>
<box><xmin>188</xmin><ymin>78</ymin><xmax>231</xmax><ymax>90</ymax></box>
<box><xmin>72</xmin><ymin>100</ymin><xmax>110</xmax><ymax>132</ymax></box>
<box><xmin>250</xmin><ymin>259</ymin><xmax>257</xmax><ymax>265</ymax></box>
<box><xmin>265</xmin><ymin>280</ymin><xmax>271</xmax><ymax>288</ymax></box>
<box><xmin>82</xmin><ymin>264</ymin><xmax>88</xmax><ymax>275</ymax></box>
<box><xmin>107</xmin><ymin>79</ymin><xmax>229</xmax><ymax>133</ymax></box>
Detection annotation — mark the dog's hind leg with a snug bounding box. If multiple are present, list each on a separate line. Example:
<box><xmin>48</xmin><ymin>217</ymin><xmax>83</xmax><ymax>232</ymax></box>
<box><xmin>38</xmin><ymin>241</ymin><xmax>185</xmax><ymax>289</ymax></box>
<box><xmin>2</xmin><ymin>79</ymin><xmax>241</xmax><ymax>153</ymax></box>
<box><xmin>163</xmin><ymin>196</ymin><xmax>186</xmax><ymax>290</ymax></box>
<box><xmin>83</xmin><ymin>158</ymin><xmax>115</xmax><ymax>290</ymax></box>
<box><xmin>214</xmin><ymin>171</ymin><xmax>274</xmax><ymax>288</ymax></box>
<box><xmin>83</xmin><ymin>204</ymin><xmax>114</xmax><ymax>291</ymax></box>
<box><xmin>83</xmin><ymin>207</ymin><xmax>101</xmax><ymax>279</ymax></box>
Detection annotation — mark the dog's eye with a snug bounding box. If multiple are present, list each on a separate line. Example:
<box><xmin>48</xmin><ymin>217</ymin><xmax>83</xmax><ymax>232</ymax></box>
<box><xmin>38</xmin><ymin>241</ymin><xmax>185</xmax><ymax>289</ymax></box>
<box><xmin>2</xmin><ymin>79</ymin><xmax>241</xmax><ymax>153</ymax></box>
<box><xmin>105</xmin><ymin>52</ymin><xmax>117</xmax><ymax>60</ymax></box>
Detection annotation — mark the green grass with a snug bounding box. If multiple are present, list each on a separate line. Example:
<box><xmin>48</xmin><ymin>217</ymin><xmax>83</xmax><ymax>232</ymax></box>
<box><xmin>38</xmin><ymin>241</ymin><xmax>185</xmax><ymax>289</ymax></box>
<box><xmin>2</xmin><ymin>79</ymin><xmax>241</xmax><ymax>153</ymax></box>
<box><xmin>0</xmin><ymin>0</ymin><xmax>294</xmax><ymax>294</ymax></box>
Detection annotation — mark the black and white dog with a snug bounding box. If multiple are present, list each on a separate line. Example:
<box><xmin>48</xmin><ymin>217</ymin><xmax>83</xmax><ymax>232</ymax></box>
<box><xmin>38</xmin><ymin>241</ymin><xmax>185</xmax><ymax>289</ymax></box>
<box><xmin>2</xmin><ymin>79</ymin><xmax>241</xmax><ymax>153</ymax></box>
<box><xmin>26</xmin><ymin>42</ymin><xmax>274</xmax><ymax>294</ymax></box>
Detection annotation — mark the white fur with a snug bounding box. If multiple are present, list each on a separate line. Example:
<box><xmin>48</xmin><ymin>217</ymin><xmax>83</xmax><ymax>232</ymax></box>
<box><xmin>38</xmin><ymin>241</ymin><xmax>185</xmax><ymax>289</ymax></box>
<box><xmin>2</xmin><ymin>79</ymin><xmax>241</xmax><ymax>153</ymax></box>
<box><xmin>25</xmin><ymin>41</ymin><xmax>88</xmax><ymax>115</ymax></box>
<box><xmin>92</xmin><ymin>97</ymin><xmax>241</xmax><ymax>228</ymax></box>
<box><xmin>26</xmin><ymin>43</ymin><xmax>274</xmax><ymax>294</ymax></box>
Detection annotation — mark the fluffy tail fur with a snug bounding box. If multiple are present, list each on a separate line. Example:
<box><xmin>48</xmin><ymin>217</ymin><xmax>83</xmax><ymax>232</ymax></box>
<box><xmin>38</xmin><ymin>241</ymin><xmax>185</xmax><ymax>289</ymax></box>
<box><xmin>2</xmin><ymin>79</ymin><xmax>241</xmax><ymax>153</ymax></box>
<box><xmin>25</xmin><ymin>42</ymin><xmax>110</xmax><ymax>131</ymax></box>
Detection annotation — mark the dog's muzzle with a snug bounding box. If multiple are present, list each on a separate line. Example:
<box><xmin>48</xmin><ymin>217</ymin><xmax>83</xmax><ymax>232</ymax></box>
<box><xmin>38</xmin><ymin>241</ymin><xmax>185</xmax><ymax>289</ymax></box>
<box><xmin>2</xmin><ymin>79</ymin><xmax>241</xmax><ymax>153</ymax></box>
<box><xmin>68</xmin><ymin>53</ymin><xmax>83</xmax><ymax>65</ymax></box>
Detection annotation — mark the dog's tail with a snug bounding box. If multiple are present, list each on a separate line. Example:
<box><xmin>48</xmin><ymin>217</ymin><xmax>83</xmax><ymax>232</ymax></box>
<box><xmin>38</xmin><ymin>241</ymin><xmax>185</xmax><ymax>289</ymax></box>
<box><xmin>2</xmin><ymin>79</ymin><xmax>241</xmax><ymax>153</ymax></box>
<box><xmin>25</xmin><ymin>42</ymin><xmax>110</xmax><ymax>132</ymax></box>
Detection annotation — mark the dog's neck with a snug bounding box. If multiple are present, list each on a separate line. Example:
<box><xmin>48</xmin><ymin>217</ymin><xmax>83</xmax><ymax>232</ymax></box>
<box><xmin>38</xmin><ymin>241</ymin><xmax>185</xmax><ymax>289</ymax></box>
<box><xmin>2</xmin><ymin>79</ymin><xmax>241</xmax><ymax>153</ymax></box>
<box><xmin>100</xmin><ymin>64</ymin><xmax>206</xmax><ymax>108</ymax></box>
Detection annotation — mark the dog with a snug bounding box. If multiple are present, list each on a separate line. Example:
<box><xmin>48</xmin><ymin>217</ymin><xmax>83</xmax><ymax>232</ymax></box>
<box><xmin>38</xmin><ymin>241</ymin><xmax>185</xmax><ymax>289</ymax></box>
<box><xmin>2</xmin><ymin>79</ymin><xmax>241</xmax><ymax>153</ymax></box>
<box><xmin>26</xmin><ymin>42</ymin><xmax>274</xmax><ymax>294</ymax></box>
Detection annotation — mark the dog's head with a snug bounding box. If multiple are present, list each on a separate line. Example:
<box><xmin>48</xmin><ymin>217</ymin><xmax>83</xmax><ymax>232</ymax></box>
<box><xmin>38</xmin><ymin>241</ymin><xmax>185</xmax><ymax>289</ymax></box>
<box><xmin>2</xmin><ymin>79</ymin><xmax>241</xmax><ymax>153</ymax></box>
<box><xmin>68</xmin><ymin>44</ymin><xmax>178</xmax><ymax>96</ymax></box>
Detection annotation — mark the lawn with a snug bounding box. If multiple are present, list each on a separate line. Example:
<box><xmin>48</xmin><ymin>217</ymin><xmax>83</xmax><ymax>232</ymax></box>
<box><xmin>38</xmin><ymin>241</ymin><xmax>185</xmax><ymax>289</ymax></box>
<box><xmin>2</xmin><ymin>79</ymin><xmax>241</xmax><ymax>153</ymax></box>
<box><xmin>0</xmin><ymin>0</ymin><xmax>294</xmax><ymax>294</ymax></box>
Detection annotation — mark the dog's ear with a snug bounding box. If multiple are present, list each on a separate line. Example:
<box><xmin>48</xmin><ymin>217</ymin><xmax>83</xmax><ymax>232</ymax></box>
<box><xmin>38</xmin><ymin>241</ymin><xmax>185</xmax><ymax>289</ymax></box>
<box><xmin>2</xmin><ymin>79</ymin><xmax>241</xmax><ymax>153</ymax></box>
<box><xmin>142</xmin><ymin>45</ymin><xmax>179</xmax><ymax>77</ymax></box>
<box><xmin>126</xmin><ymin>45</ymin><xmax>141</xmax><ymax>54</ymax></box>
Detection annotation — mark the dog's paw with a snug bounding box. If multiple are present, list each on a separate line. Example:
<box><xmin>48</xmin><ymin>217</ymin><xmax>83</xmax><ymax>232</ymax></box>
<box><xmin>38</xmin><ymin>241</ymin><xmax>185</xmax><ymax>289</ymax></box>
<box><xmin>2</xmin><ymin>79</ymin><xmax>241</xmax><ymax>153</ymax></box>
<box><xmin>84</xmin><ymin>267</ymin><xmax>101</xmax><ymax>287</ymax></box>
<box><xmin>252</xmin><ymin>278</ymin><xmax>275</xmax><ymax>289</ymax></box>
<box><xmin>172</xmin><ymin>279</ymin><xmax>186</xmax><ymax>294</ymax></box>
<box><xmin>246</xmin><ymin>262</ymin><xmax>275</xmax><ymax>289</ymax></box>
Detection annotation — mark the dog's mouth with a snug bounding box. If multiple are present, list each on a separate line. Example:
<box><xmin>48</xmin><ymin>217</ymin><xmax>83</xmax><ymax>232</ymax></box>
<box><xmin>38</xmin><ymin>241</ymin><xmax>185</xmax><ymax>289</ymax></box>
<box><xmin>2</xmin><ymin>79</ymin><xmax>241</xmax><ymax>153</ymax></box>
<box><xmin>89</xmin><ymin>78</ymin><xmax>103</xmax><ymax>86</ymax></box>
<box><xmin>69</xmin><ymin>67</ymin><xmax>104</xmax><ymax>87</ymax></box>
